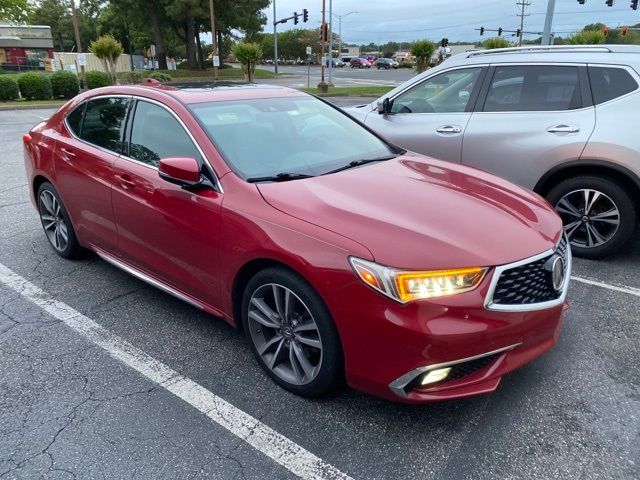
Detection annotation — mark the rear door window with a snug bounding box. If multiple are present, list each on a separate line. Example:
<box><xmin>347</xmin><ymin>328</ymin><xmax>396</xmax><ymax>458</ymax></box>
<box><xmin>588</xmin><ymin>66</ymin><xmax>638</xmax><ymax>104</ymax></box>
<box><xmin>66</xmin><ymin>103</ymin><xmax>85</xmax><ymax>137</ymax></box>
<box><xmin>483</xmin><ymin>65</ymin><xmax>582</xmax><ymax>112</ymax></box>
<box><xmin>79</xmin><ymin>97</ymin><xmax>130</xmax><ymax>153</ymax></box>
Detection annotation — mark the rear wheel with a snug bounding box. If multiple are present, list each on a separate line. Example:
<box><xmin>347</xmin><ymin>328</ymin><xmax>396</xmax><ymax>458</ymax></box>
<box><xmin>546</xmin><ymin>176</ymin><xmax>637</xmax><ymax>259</ymax></box>
<box><xmin>242</xmin><ymin>267</ymin><xmax>343</xmax><ymax>397</ymax></box>
<box><xmin>37</xmin><ymin>182</ymin><xmax>82</xmax><ymax>258</ymax></box>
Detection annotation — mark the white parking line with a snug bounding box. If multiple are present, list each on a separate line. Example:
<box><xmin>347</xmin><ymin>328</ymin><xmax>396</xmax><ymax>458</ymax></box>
<box><xmin>571</xmin><ymin>275</ymin><xmax>640</xmax><ymax>297</ymax></box>
<box><xmin>0</xmin><ymin>262</ymin><xmax>353</xmax><ymax>480</ymax></box>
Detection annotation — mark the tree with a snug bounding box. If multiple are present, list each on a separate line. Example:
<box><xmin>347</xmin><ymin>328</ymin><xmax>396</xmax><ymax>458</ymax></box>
<box><xmin>482</xmin><ymin>37</ymin><xmax>512</xmax><ymax>49</ymax></box>
<box><xmin>410</xmin><ymin>40</ymin><xmax>436</xmax><ymax>73</ymax></box>
<box><xmin>567</xmin><ymin>30</ymin><xmax>606</xmax><ymax>45</ymax></box>
<box><xmin>0</xmin><ymin>0</ymin><xmax>31</xmax><ymax>23</ymax></box>
<box><xmin>90</xmin><ymin>34</ymin><xmax>123</xmax><ymax>84</ymax></box>
<box><xmin>232</xmin><ymin>42</ymin><xmax>262</xmax><ymax>82</ymax></box>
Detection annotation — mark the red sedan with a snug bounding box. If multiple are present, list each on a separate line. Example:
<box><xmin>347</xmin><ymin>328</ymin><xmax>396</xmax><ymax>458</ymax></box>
<box><xmin>23</xmin><ymin>83</ymin><xmax>571</xmax><ymax>403</ymax></box>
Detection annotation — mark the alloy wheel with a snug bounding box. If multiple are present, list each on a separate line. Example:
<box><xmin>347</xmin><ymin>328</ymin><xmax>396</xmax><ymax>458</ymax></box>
<box><xmin>39</xmin><ymin>190</ymin><xmax>69</xmax><ymax>252</ymax></box>
<box><xmin>247</xmin><ymin>283</ymin><xmax>323</xmax><ymax>386</ymax></box>
<box><xmin>555</xmin><ymin>188</ymin><xmax>620</xmax><ymax>249</ymax></box>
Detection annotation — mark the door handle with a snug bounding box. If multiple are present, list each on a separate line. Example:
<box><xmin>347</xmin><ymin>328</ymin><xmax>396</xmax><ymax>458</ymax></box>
<box><xmin>116</xmin><ymin>174</ymin><xmax>136</xmax><ymax>189</ymax></box>
<box><xmin>546</xmin><ymin>125</ymin><xmax>580</xmax><ymax>134</ymax></box>
<box><xmin>59</xmin><ymin>147</ymin><xmax>76</xmax><ymax>158</ymax></box>
<box><xmin>436</xmin><ymin>125</ymin><xmax>463</xmax><ymax>134</ymax></box>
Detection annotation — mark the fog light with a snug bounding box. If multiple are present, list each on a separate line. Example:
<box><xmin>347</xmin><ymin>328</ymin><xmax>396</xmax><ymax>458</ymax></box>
<box><xmin>420</xmin><ymin>367</ymin><xmax>452</xmax><ymax>385</ymax></box>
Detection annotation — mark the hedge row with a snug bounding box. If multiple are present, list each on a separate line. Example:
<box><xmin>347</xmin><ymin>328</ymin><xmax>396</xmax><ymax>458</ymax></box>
<box><xmin>0</xmin><ymin>70</ymin><xmax>114</xmax><ymax>102</ymax></box>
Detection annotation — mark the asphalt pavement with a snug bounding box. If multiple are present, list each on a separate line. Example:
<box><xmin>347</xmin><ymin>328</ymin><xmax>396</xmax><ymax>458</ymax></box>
<box><xmin>0</xmin><ymin>106</ymin><xmax>638</xmax><ymax>480</ymax></box>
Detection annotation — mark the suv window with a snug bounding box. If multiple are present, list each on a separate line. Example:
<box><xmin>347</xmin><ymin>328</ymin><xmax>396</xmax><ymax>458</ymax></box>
<box><xmin>483</xmin><ymin>65</ymin><xmax>582</xmax><ymax>112</ymax></box>
<box><xmin>128</xmin><ymin>101</ymin><xmax>201</xmax><ymax>168</ymax></box>
<box><xmin>80</xmin><ymin>97</ymin><xmax>129</xmax><ymax>152</ymax></box>
<box><xmin>66</xmin><ymin>103</ymin><xmax>85</xmax><ymax>137</ymax></box>
<box><xmin>589</xmin><ymin>66</ymin><xmax>638</xmax><ymax>104</ymax></box>
<box><xmin>391</xmin><ymin>67</ymin><xmax>482</xmax><ymax>114</ymax></box>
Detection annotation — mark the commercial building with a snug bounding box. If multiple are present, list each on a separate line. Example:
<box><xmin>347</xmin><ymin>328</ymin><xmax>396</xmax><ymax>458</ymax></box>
<box><xmin>0</xmin><ymin>25</ymin><xmax>54</xmax><ymax>70</ymax></box>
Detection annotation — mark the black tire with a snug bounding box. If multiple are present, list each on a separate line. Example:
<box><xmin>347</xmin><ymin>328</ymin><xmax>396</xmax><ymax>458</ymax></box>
<box><xmin>546</xmin><ymin>175</ymin><xmax>637</xmax><ymax>259</ymax></box>
<box><xmin>241</xmin><ymin>267</ymin><xmax>344</xmax><ymax>397</ymax></box>
<box><xmin>37</xmin><ymin>182</ymin><xmax>83</xmax><ymax>259</ymax></box>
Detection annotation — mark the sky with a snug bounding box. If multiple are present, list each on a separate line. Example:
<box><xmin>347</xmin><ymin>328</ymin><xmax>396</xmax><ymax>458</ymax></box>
<box><xmin>262</xmin><ymin>0</ymin><xmax>640</xmax><ymax>44</ymax></box>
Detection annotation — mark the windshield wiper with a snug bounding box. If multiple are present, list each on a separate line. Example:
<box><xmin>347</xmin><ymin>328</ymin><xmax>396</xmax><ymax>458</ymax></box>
<box><xmin>246</xmin><ymin>172</ymin><xmax>315</xmax><ymax>183</ymax></box>
<box><xmin>322</xmin><ymin>154</ymin><xmax>399</xmax><ymax>176</ymax></box>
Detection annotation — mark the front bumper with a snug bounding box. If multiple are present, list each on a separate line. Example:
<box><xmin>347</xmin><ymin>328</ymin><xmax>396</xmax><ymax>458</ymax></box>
<box><xmin>331</xmin><ymin>270</ymin><xmax>567</xmax><ymax>403</ymax></box>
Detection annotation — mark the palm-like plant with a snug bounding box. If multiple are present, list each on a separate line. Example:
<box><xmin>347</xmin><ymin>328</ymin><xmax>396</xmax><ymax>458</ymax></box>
<box><xmin>89</xmin><ymin>35</ymin><xmax>124</xmax><ymax>85</ymax></box>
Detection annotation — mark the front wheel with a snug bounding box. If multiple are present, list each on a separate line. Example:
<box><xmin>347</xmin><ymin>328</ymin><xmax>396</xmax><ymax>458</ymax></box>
<box><xmin>242</xmin><ymin>267</ymin><xmax>343</xmax><ymax>397</ymax></box>
<box><xmin>546</xmin><ymin>176</ymin><xmax>637</xmax><ymax>259</ymax></box>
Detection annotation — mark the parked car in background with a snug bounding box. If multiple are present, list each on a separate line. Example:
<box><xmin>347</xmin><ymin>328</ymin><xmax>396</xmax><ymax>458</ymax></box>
<box><xmin>24</xmin><ymin>83</ymin><xmax>569</xmax><ymax>403</ymax></box>
<box><xmin>346</xmin><ymin>45</ymin><xmax>640</xmax><ymax>258</ymax></box>
<box><xmin>325</xmin><ymin>58</ymin><xmax>345</xmax><ymax>68</ymax></box>
<box><xmin>376</xmin><ymin>58</ymin><xmax>399</xmax><ymax>69</ymax></box>
<box><xmin>350</xmin><ymin>58</ymin><xmax>372</xmax><ymax>68</ymax></box>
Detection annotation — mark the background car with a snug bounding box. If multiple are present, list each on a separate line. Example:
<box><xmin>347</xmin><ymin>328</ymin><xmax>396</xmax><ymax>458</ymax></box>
<box><xmin>346</xmin><ymin>45</ymin><xmax>640</xmax><ymax>258</ymax></box>
<box><xmin>350</xmin><ymin>57</ymin><xmax>372</xmax><ymax>68</ymax></box>
<box><xmin>376</xmin><ymin>58</ymin><xmax>399</xmax><ymax>69</ymax></box>
<box><xmin>325</xmin><ymin>57</ymin><xmax>345</xmax><ymax>68</ymax></box>
<box><xmin>23</xmin><ymin>83</ymin><xmax>569</xmax><ymax>404</ymax></box>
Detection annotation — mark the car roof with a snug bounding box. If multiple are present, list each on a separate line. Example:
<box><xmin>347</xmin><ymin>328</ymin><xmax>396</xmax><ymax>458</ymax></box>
<box><xmin>80</xmin><ymin>82</ymin><xmax>307</xmax><ymax>105</ymax></box>
<box><xmin>444</xmin><ymin>44</ymin><xmax>640</xmax><ymax>68</ymax></box>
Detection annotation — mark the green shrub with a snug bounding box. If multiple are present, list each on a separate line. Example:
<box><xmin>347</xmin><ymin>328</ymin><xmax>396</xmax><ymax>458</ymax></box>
<box><xmin>50</xmin><ymin>71</ymin><xmax>79</xmax><ymax>99</ymax></box>
<box><xmin>148</xmin><ymin>71</ymin><xmax>172</xmax><ymax>82</ymax></box>
<box><xmin>232</xmin><ymin>42</ymin><xmax>262</xmax><ymax>82</ymax></box>
<box><xmin>118</xmin><ymin>71</ymin><xmax>144</xmax><ymax>84</ymax></box>
<box><xmin>86</xmin><ymin>70</ymin><xmax>110</xmax><ymax>89</ymax></box>
<box><xmin>0</xmin><ymin>76</ymin><xmax>20</xmax><ymax>100</ymax></box>
<box><xmin>398</xmin><ymin>61</ymin><xmax>413</xmax><ymax>69</ymax></box>
<box><xmin>410</xmin><ymin>40</ymin><xmax>436</xmax><ymax>74</ymax></box>
<box><xmin>17</xmin><ymin>72</ymin><xmax>52</xmax><ymax>100</ymax></box>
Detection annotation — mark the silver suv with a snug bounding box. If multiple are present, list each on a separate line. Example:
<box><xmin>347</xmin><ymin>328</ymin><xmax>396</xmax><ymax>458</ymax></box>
<box><xmin>346</xmin><ymin>45</ymin><xmax>640</xmax><ymax>258</ymax></box>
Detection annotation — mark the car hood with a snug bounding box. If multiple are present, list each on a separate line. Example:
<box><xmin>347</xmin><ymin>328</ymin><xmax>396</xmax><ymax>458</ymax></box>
<box><xmin>257</xmin><ymin>153</ymin><xmax>562</xmax><ymax>269</ymax></box>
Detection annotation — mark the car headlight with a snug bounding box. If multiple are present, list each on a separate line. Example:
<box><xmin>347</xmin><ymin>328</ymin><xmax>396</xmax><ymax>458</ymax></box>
<box><xmin>350</xmin><ymin>257</ymin><xmax>487</xmax><ymax>303</ymax></box>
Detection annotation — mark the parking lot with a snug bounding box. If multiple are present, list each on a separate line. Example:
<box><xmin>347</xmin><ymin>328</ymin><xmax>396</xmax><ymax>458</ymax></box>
<box><xmin>1</xmin><ymin>107</ymin><xmax>639</xmax><ymax>479</ymax></box>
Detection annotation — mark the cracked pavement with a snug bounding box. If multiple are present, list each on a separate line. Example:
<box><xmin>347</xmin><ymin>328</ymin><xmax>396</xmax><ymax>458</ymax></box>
<box><xmin>0</xmin><ymin>107</ymin><xmax>639</xmax><ymax>479</ymax></box>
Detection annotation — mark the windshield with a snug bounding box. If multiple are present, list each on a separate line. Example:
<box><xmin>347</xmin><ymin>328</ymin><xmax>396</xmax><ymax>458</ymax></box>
<box><xmin>190</xmin><ymin>96</ymin><xmax>396</xmax><ymax>180</ymax></box>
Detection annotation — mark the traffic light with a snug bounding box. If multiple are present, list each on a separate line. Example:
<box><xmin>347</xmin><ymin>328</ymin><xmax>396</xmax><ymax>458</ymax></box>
<box><xmin>606</xmin><ymin>0</ymin><xmax>614</xmax><ymax>6</ymax></box>
<box><xmin>632</xmin><ymin>0</ymin><xmax>639</xmax><ymax>10</ymax></box>
<box><xmin>440</xmin><ymin>38</ymin><xmax>449</xmax><ymax>47</ymax></box>
<box><xmin>577</xmin><ymin>0</ymin><xmax>585</xmax><ymax>4</ymax></box>
<box><xmin>321</xmin><ymin>23</ymin><xmax>329</xmax><ymax>42</ymax></box>
<box><xmin>498</xmin><ymin>27</ymin><xmax>503</xmax><ymax>36</ymax></box>
<box><xmin>480</xmin><ymin>27</ymin><xmax>485</xmax><ymax>36</ymax></box>
<box><xmin>303</xmin><ymin>8</ymin><xmax>309</xmax><ymax>22</ymax></box>
<box><xmin>294</xmin><ymin>12</ymin><xmax>298</xmax><ymax>25</ymax></box>
<box><xmin>622</xmin><ymin>25</ymin><xmax>629</xmax><ymax>35</ymax></box>
<box><xmin>603</xmin><ymin>26</ymin><xmax>609</xmax><ymax>35</ymax></box>
<box><xmin>516</xmin><ymin>28</ymin><xmax>522</xmax><ymax>37</ymax></box>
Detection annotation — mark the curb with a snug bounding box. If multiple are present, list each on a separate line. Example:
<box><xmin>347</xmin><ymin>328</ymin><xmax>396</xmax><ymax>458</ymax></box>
<box><xmin>0</xmin><ymin>102</ymin><xmax>64</xmax><ymax>111</ymax></box>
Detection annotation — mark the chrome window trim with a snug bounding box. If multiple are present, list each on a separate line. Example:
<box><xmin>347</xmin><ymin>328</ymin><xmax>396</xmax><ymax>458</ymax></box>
<box><xmin>388</xmin><ymin>343</ymin><xmax>522</xmax><ymax>398</ymax></box>
<box><xmin>63</xmin><ymin>93</ymin><xmax>223</xmax><ymax>193</ymax></box>
<box><xmin>484</xmin><ymin>234</ymin><xmax>572</xmax><ymax>312</ymax></box>
<box><xmin>96</xmin><ymin>249</ymin><xmax>205</xmax><ymax>310</ymax></box>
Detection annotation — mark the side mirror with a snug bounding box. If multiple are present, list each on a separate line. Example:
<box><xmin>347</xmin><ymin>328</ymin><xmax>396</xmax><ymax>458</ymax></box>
<box><xmin>158</xmin><ymin>157</ymin><xmax>202</xmax><ymax>188</ymax></box>
<box><xmin>377</xmin><ymin>97</ymin><xmax>392</xmax><ymax>115</ymax></box>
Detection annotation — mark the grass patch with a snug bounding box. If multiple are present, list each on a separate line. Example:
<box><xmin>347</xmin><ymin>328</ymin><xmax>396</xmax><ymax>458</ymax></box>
<box><xmin>0</xmin><ymin>98</ymin><xmax>65</xmax><ymax>109</ymax></box>
<box><xmin>301</xmin><ymin>86</ymin><xmax>394</xmax><ymax>97</ymax></box>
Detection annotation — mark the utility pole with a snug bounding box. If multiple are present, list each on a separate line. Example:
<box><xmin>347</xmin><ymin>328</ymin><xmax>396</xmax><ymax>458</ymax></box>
<box><xmin>516</xmin><ymin>0</ymin><xmax>530</xmax><ymax>46</ymax></box>
<box><xmin>328</xmin><ymin>0</ymin><xmax>333</xmax><ymax>86</ymax></box>
<box><xmin>209</xmin><ymin>0</ymin><xmax>219</xmax><ymax>80</ymax></box>
<box><xmin>273</xmin><ymin>0</ymin><xmax>278</xmax><ymax>74</ymax></box>
<box><xmin>541</xmin><ymin>0</ymin><xmax>556</xmax><ymax>45</ymax></box>
<box><xmin>69</xmin><ymin>0</ymin><xmax>85</xmax><ymax>89</ymax></box>
<box><xmin>318</xmin><ymin>0</ymin><xmax>328</xmax><ymax>92</ymax></box>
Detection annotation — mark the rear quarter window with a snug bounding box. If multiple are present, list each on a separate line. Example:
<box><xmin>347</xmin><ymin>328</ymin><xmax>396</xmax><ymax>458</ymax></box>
<box><xmin>588</xmin><ymin>66</ymin><xmax>638</xmax><ymax>105</ymax></box>
<box><xmin>65</xmin><ymin>103</ymin><xmax>85</xmax><ymax>137</ymax></box>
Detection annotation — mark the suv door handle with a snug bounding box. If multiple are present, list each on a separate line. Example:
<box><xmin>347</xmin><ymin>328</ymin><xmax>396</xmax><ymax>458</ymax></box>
<box><xmin>436</xmin><ymin>125</ymin><xmax>462</xmax><ymax>134</ymax></box>
<box><xmin>546</xmin><ymin>125</ymin><xmax>580</xmax><ymax>134</ymax></box>
<box><xmin>116</xmin><ymin>174</ymin><xmax>136</xmax><ymax>189</ymax></box>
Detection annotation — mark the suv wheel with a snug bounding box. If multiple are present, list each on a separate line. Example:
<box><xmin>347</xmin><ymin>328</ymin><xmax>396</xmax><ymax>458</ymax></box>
<box><xmin>242</xmin><ymin>267</ymin><xmax>343</xmax><ymax>397</ymax></box>
<box><xmin>546</xmin><ymin>176</ymin><xmax>637</xmax><ymax>259</ymax></box>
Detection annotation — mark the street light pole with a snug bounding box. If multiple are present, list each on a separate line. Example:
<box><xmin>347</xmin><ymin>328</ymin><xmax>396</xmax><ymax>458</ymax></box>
<box><xmin>209</xmin><ymin>0</ymin><xmax>219</xmax><ymax>80</ymax></box>
<box><xmin>69</xmin><ymin>0</ymin><xmax>85</xmax><ymax>89</ymax></box>
<box><xmin>333</xmin><ymin>11</ymin><xmax>357</xmax><ymax>65</ymax></box>
<box><xmin>273</xmin><ymin>0</ymin><xmax>278</xmax><ymax>74</ymax></box>
<box><xmin>328</xmin><ymin>0</ymin><xmax>333</xmax><ymax>86</ymax></box>
<box><xmin>541</xmin><ymin>0</ymin><xmax>556</xmax><ymax>46</ymax></box>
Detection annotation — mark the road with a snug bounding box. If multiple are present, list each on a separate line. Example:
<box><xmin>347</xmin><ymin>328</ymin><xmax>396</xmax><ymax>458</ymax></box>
<box><xmin>1</xmin><ymin>106</ymin><xmax>638</xmax><ymax>480</ymax></box>
<box><xmin>257</xmin><ymin>64</ymin><xmax>414</xmax><ymax>88</ymax></box>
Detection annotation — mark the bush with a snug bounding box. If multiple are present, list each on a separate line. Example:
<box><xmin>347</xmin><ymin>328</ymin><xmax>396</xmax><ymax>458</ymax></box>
<box><xmin>50</xmin><ymin>71</ymin><xmax>79</xmax><ymax>99</ymax></box>
<box><xmin>232</xmin><ymin>42</ymin><xmax>262</xmax><ymax>82</ymax></box>
<box><xmin>567</xmin><ymin>30</ymin><xmax>606</xmax><ymax>45</ymax></box>
<box><xmin>0</xmin><ymin>76</ymin><xmax>19</xmax><ymax>100</ymax></box>
<box><xmin>148</xmin><ymin>71</ymin><xmax>172</xmax><ymax>82</ymax></box>
<box><xmin>398</xmin><ymin>61</ymin><xmax>413</xmax><ymax>69</ymax></box>
<box><xmin>17</xmin><ymin>72</ymin><xmax>52</xmax><ymax>100</ymax></box>
<box><xmin>118</xmin><ymin>71</ymin><xmax>144</xmax><ymax>84</ymax></box>
<box><xmin>86</xmin><ymin>70</ymin><xmax>110</xmax><ymax>89</ymax></box>
<box><xmin>482</xmin><ymin>37</ymin><xmax>512</xmax><ymax>49</ymax></box>
<box><xmin>89</xmin><ymin>34</ymin><xmax>123</xmax><ymax>84</ymax></box>
<box><xmin>410</xmin><ymin>40</ymin><xmax>437</xmax><ymax>74</ymax></box>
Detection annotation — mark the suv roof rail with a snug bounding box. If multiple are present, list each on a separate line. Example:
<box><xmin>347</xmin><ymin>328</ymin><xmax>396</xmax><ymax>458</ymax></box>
<box><xmin>466</xmin><ymin>45</ymin><xmax>615</xmax><ymax>57</ymax></box>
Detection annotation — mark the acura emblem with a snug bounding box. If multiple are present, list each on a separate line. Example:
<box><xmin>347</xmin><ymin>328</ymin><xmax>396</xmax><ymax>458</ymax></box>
<box><xmin>545</xmin><ymin>255</ymin><xmax>565</xmax><ymax>292</ymax></box>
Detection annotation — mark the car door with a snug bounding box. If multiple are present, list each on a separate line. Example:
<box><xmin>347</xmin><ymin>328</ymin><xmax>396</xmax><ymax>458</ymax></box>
<box><xmin>54</xmin><ymin>96</ymin><xmax>130</xmax><ymax>251</ymax></box>
<box><xmin>462</xmin><ymin>64</ymin><xmax>596</xmax><ymax>190</ymax></box>
<box><xmin>111</xmin><ymin>99</ymin><xmax>223</xmax><ymax>307</ymax></box>
<box><xmin>363</xmin><ymin>66</ymin><xmax>487</xmax><ymax>162</ymax></box>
